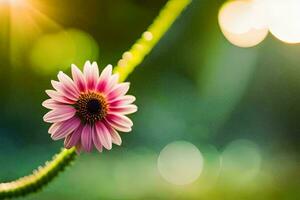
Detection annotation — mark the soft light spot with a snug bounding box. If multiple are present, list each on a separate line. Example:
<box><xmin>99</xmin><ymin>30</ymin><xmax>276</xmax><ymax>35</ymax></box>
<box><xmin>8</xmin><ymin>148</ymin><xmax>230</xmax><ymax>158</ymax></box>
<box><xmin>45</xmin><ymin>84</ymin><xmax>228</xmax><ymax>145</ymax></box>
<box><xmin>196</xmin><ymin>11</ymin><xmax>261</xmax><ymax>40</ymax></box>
<box><xmin>122</xmin><ymin>52</ymin><xmax>133</xmax><ymax>60</ymax></box>
<box><xmin>266</xmin><ymin>0</ymin><xmax>300</xmax><ymax>44</ymax></box>
<box><xmin>157</xmin><ymin>141</ymin><xmax>204</xmax><ymax>185</ymax></box>
<box><xmin>218</xmin><ymin>0</ymin><xmax>268</xmax><ymax>47</ymax></box>
<box><xmin>118</xmin><ymin>59</ymin><xmax>127</xmax><ymax>67</ymax></box>
<box><xmin>220</xmin><ymin>139</ymin><xmax>261</xmax><ymax>184</ymax></box>
<box><xmin>143</xmin><ymin>31</ymin><xmax>153</xmax><ymax>41</ymax></box>
<box><xmin>133</xmin><ymin>44</ymin><xmax>144</xmax><ymax>51</ymax></box>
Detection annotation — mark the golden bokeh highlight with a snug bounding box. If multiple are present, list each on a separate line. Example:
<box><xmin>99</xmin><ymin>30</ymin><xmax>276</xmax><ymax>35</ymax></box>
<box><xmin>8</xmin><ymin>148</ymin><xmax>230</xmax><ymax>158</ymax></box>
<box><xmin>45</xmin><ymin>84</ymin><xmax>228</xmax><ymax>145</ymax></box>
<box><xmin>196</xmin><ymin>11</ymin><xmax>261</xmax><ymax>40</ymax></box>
<box><xmin>218</xmin><ymin>0</ymin><xmax>268</xmax><ymax>48</ymax></box>
<box><xmin>218</xmin><ymin>0</ymin><xmax>300</xmax><ymax>47</ymax></box>
<box><xmin>266</xmin><ymin>0</ymin><xmax>300</xmax><ymax>44</ymax></box>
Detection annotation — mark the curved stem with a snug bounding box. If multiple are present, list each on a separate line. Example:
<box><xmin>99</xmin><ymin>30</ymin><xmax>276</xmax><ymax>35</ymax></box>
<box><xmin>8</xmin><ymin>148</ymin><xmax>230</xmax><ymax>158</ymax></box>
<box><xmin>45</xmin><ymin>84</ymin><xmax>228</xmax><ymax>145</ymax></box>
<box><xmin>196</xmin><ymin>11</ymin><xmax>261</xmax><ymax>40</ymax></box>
<box><xmin>0</xmin><ymin>148</ymin><xmax>76</xmax><ymax>199</ymax></box>
<box><xmin>0</xmin><ymin>0</ymin><xmax>192</xmax><ymax>199</ymax></box>
<box><xmin>114</xmin><ymin>0</ymin><xmax>192</xmax><ymax>81</ymax></box>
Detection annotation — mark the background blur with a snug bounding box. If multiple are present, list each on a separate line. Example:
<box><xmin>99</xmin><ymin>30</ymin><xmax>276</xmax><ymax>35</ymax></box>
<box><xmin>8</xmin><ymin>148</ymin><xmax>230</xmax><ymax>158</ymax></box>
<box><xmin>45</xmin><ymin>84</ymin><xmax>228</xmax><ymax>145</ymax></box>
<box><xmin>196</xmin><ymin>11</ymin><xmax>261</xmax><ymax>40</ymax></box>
<box><xmin>0</xmin><ymin>0</ymin><xmax>299</xmax><ymax>199</ymax></box>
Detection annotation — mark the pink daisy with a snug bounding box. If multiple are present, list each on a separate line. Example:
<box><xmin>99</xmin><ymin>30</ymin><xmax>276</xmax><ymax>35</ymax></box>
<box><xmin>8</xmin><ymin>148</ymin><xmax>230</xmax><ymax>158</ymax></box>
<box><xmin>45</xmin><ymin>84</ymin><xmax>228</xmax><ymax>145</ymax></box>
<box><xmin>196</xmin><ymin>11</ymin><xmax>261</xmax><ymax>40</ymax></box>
<box><xmin>42</xmin><ymin>61</ymin><xmax>137</xmax><ymax>153</ymax></box>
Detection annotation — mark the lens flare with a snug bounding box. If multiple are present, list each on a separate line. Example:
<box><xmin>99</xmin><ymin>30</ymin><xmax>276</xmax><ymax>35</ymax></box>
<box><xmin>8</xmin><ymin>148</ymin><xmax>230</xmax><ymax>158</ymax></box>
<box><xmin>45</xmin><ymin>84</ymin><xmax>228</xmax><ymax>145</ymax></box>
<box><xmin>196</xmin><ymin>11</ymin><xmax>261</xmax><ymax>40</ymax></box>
<box><xmin>0</xmin><ymin>0</ymin><xmax>61</xmax><ymax>66</ymax></box>
<box><xmin>157</xmin><ymin>141</ymin><xmax>204</xmax><ymax>185</ymax></box>
<box><xmin>218</xmin><ymin>0</ymin><xmax>268</xmax><ymax>48</ymax></box>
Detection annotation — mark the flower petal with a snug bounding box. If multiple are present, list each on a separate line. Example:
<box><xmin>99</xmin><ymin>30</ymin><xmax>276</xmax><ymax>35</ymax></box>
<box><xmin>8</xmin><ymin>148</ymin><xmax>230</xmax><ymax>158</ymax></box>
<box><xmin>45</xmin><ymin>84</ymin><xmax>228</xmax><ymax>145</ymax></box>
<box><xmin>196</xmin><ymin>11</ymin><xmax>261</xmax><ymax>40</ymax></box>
<box><xmin>51</xmin><ymin>80</ymin><xmax>61</xmax><ymax>91</ymax></box>
<box><xmin>57</xmin><ymin>71</ymin><xmax>80</xmax><ymax>100</ymax></box>
<box><xmin>92</xmin><ymin>128</ymin><xmax>103</xmax><ymax>152</ymax></box>
<box><xmin>81</xmin><ymin>124</ymin><xmax>93</xmax><ymax>152</ymax></box>
<box><xmin>107</xmin><ymin>113</ymin><xmax>133</xmax><ymax>126</ymax></box>
<box><xmin>51</xmin><ymin>80</ymin><xmax>78</xmax><ymax>101</ymax></box>
<box><xmin>96</xmin><ymin>64</ymin><xmax>112</xmax><ymax>92</ymax></box>
<box><xmin>43</xmin><ymin>106</ymin><xmax>76</xmax><ymax>123</ymax></box>
<box><xmin>104</xmin><ymin>74</ymin><xmax>119</xmax><ymax>93</ymax></box>
<box><xmin>106</xmin><ymin>120</ymin><xmax>132</xmax><ymax>132</ymax></box>
<box><xmin>107</xmin><ymin>83</ymin><xmax>130</xmax><ymax>101</ymax></box>
<box><xmin>64</xmin><ymin>125</ymin><xmax>83</xmax><ymax>149</ymax></box>
<box><xmin>51</xmin><ymin>117</ymin><xmax>81</xmax><ymax>140</ymax></box>
<box><xmin>104</xmin><ymin>121</ymin><xmax>122</xmax><ymax>146</ymax></box>
<box><xmin>46</xmin><ymin>90</ymin><xmax>75</xmax><ymax>104</ymax></box>
<box><xmin>48</xmin><ymin>122</ymin><xmax>62</xmax><ymax>134</ymax></box>
<box><xmin>84</xmin><ymin>61</ymin><xmax>99</xmax><ymax>90</ymax></box>
<box><xmin>109</xmin><ymin>95</ymin><xmax>136</xmax><ymax>106</ymax></box>
<box><xmin>95</xmin><ymin>121</ymin><xmax>112</xmax><ymax>150</ymax></box>
<box><xmin>99</xmin><ymin>64</ymin><xmax>112</xmax><ymax>81</ymax></box>
<box><xmin>109</xmin><ymin>104</ymin><xmax>138</xmax><ymax>115</ymax></box>
<box><xmin>105</xmin><ymin>114</ymin><xmax>133</xmax><ymax>132</ymax></box>
<box><xmin>42</xmin><ymin>99</ymin><xmax>64</xmax><ymax>110</ymax></box>
<box><xmin>71</xmin><ymin>64</ymin><xmax>87</xmax><ymax>92</ymax></box>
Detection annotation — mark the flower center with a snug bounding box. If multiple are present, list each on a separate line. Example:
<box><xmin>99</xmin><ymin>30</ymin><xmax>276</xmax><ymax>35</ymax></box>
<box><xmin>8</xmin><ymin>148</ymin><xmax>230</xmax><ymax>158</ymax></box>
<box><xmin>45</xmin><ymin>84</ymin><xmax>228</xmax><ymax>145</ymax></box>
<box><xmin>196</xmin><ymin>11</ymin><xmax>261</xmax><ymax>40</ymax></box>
<box><xmin>86</xmin><ymin>99</ymin><xmax>101</xmax><ymax>114</ymax></box>
<box><xmin>75</xmin><ymin>92</ymin><xmax>108</xmax><ymax>124</ymax></box>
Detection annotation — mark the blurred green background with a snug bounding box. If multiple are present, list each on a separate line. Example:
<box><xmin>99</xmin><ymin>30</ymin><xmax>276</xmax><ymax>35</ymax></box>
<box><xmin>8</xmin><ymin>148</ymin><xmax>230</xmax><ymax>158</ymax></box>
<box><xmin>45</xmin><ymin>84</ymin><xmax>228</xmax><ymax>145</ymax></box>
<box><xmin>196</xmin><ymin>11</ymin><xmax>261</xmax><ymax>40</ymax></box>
<box><xmin>0</xmin><ymin>0</ymin><xmax>299</xmax><ymax>199</ymax></box>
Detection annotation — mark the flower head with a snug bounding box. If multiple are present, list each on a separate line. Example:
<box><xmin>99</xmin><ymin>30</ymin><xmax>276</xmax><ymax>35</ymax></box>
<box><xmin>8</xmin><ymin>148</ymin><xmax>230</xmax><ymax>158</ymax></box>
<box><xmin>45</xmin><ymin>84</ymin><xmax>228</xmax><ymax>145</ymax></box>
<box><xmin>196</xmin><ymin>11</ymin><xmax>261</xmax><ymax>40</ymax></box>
<box><xmin>43</xmin><ymin>61</ymin><xmax>137</xmax><ymax>153</ymax></box>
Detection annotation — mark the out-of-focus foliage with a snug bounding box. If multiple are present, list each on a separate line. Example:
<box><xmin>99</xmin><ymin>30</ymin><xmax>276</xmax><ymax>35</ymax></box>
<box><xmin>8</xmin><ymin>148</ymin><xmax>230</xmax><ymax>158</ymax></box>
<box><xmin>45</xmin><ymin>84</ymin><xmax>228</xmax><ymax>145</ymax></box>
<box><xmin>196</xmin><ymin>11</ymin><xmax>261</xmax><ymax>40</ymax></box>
<box><xmin>0</xmin><ymin>0</ymin><xmax>299</xmax><ymax>199</ymax></box>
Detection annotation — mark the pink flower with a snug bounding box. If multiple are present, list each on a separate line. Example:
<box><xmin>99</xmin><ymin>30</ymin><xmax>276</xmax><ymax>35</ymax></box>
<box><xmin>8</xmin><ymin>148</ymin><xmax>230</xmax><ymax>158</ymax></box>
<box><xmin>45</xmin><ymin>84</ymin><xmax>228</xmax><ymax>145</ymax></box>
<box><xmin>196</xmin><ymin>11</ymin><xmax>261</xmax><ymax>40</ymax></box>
<box><xmin>42</xmin><ymin>61</ymin><xmax>137</xmax><ymax>153</ymax></box>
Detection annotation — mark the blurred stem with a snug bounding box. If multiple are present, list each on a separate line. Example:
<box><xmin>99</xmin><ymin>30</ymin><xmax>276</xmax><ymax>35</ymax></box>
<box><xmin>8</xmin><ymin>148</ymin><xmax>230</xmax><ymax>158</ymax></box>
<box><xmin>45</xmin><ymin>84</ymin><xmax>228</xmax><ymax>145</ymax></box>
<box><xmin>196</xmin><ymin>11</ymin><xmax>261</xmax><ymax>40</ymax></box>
<box><xmin>0</xmin><ymin>148</ymin><xmax>76</xmax><ymax>199</ymax></box>
<box><xmin>114</xmin><ymin>0</ymin><xmax>192</xmax><ymax>81</ymax></box>
<box><xmin>0</xmin><ymin>0</ymin><xmax>191</xmax><ymax>199</ymax></box>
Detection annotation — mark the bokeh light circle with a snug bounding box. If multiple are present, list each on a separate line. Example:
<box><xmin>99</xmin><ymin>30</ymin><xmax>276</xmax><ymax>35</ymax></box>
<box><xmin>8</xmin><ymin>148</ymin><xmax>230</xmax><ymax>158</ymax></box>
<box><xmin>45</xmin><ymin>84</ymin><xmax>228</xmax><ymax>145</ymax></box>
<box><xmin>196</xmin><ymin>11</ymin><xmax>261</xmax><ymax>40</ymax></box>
<box><xmin>220</xmin><ymin>139</ymin><xmax>261</xmax><ymax>184</ymax></box>
<box><xmin>157</xmin><ymin>141</ymin><xmax>204</xmax><ymax>185</ymax></box>
<box><xmin>30</xmin><ymin>29</ymin><xmax>99</xmax><ymax>74</ymax></box>
<box><xmin>265</xmin><ymin>0</ymin><xmax>300</xmax><ymax>44</ymax></box>
<box><xmin>218</xmin><ymin>0</ymin><xmax>268</xmax><ymax>48</ymax></box>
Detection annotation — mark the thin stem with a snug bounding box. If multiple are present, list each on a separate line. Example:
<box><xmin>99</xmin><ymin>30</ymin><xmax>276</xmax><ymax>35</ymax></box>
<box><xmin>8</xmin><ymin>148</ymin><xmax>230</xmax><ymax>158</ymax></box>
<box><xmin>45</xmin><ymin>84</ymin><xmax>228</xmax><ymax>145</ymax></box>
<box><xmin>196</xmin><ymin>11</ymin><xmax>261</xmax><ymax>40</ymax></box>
<box><xmin>0</xmin><ymin>148</ymin><xmax>76</xmax><ymax>199</ymax></box>
<box><xmin>114</xmin><ymin>0</ymin><xmax>192</xmax><ymax>81</ymax></box>
<box><xmin>0</xmin><ymin>0</ymin><xmax>192</xmax><ymax>198</ymax></box>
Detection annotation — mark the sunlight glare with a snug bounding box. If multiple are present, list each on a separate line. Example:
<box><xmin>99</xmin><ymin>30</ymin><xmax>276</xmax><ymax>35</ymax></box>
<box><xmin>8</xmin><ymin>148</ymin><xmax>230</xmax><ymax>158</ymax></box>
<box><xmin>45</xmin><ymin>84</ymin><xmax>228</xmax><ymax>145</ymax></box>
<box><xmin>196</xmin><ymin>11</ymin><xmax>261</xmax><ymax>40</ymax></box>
<box><xmin>0</xmin><ymin>0</ymin><xmax>63</xmax><ymax>66</ymax></box>
<box><xmin>0</xmin><ymin>0</ymin><xmax>25</xmax><ymax>6</ymax></box>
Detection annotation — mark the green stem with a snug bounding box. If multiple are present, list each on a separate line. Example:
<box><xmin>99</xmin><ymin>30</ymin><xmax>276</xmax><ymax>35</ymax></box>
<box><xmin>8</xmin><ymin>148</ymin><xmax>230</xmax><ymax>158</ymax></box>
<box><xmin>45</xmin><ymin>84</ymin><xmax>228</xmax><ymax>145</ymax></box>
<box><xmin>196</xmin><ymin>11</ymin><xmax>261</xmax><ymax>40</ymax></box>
<box><xmin>0</xmin><ymin>0</ymin><xmax>192</xmax><ymax>198</ymax></box>
<box><xmin>114</xmin><ymin>0</ymin><xmax>192</xmax><ymax>81</ymax></box>
<box><xmin>0</xmin><ymin>148</ymin><xmax>76</xmax><ymax>199</ymax></box>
